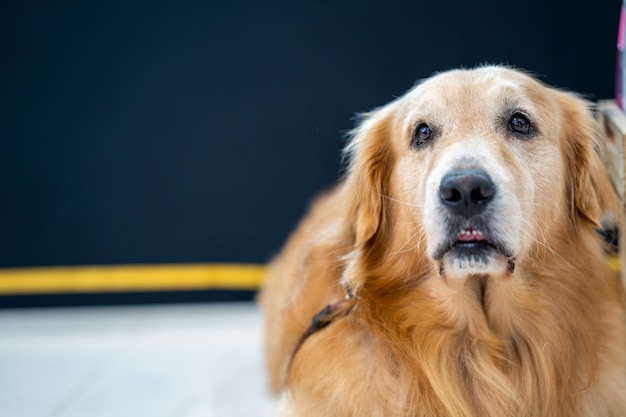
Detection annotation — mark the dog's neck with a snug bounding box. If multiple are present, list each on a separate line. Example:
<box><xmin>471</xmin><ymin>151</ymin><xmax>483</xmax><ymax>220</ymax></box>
<box><xmin>355</xmin><ymin>266</ymin><xmax>599</xmax><ymax>416</ymax></box>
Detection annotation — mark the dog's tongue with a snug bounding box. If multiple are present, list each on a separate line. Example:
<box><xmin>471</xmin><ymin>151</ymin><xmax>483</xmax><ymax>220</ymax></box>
<box><xmin>456</xmin><ymin>230</ymin><xmax>486</xmax><ymax>243</ymax></box>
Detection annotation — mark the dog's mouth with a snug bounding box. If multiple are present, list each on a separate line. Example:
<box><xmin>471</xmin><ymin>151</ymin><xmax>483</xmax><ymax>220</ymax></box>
<box><xmin>455</xmin><ymin>228</ymin><xmax>488</xmax><ymax>248</ymax></box>
<box><xmin>433</xmin><ymin>225</ymin><xmax>516</xmax><ymax>277</ymax></box>
<box><xmin>433</xmin><ymin>225</ymin><xmax>512</xmax><ymax>260</ymax></box>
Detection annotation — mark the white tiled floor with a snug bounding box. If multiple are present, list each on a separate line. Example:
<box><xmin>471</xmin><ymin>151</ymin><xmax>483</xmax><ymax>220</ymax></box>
<box><xmin>0</xmin><ymin>303</ymin><xmax>276</xmax><ymax>417</ymax></box>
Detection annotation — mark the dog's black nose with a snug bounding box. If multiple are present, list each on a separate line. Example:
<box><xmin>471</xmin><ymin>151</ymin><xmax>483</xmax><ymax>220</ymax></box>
<box><xmin>439</xmin><ymin>170</ymin><xmax>495</xmax><ymax>217</ymax></box>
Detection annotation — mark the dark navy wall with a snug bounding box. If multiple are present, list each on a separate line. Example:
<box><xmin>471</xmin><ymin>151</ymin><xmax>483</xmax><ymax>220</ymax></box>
<box><xmin>1</xmin><ymin>0</ymin><xmax>620</xmax><ymax>267</ymax></box>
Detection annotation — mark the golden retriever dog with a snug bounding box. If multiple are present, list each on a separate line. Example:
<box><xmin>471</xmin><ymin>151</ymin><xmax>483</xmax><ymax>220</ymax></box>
<box><xmin>260</xmin><ymin>66</ymin><xmax>626</xmax><ymax>417</ymax></box>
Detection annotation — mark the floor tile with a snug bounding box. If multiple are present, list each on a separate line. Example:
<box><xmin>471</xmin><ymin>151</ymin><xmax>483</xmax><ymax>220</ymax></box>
<box><xmin>0</xmin><ymin>303</ymin><xmax>276</xmax><ymax>417</ymax></box>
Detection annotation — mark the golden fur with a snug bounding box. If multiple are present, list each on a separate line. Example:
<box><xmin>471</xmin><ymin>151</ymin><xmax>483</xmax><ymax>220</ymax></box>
<box><xmin>260</xmin><ymin>66</ymin><xmax>626</xmax><ymax>417</ymax></box>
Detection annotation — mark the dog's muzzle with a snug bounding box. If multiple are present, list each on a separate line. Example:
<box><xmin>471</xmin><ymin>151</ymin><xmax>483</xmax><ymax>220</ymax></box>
<box><xmin>433</xmin><ymin>168</ymin><xmax>514</xmax><ymax>273</ymax></box>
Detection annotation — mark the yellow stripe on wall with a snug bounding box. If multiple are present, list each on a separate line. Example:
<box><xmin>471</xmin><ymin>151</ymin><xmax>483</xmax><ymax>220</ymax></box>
<box><xmin>0</xmin><ymin>264</ymin><xmax>266</xmax><ymax>295</ymax></box>
<box><xmin>607</xmin><ymin>254</ymin><xmax>621</xmax><ymax>274</ymax></box>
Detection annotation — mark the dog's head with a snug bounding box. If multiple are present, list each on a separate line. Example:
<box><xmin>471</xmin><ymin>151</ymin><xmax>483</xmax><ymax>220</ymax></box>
<box><xmin>345</xmin><ymin>66</ymin><xmax>617</xmax><ymax>283</ymax></box>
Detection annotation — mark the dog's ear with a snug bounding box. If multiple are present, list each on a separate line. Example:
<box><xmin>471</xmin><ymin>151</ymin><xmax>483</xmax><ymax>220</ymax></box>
<box><xmin>343</xmin><ymin>102</ymin><xmax>397</xmax><ymax>246</ymax></box>
<box><xmin>559</xmin><ymin>92</ymin><xmax>620</xmax><ymax>227</ymax></box>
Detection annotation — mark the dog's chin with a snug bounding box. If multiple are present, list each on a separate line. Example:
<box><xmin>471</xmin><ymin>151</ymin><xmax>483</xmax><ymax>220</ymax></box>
<box><xmin>437</xmin><ymin>243</ymin><xmax>513</xmax><ymax>282</ymax></box>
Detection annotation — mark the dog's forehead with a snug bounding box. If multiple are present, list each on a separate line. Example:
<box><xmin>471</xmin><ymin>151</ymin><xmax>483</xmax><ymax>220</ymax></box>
<box><xmin>415</xmin><ymin>67</ymin><xmax>538</xmax><ymax>95</ymax></box>
<box><xmin>403</xmin><ymin>67</ymin><xmax>545</xmax><ymax>117</ymax></box>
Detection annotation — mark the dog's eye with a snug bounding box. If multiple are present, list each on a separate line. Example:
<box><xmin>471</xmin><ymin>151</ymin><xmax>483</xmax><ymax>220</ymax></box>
<box><xmin>412</xmin><ymin>123</ymin><xmax>433</xmax><ymax>147</ymax></box>
<box><xmin>509</xmin><ymin>114</ymin><xmax>532</xmax><ymax>136</ymax></box>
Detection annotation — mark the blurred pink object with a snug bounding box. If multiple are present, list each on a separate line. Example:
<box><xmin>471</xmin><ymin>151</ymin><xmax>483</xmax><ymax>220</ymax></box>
<box><xmin>617</xmin><ymin>1</ymin><xmax>625</xmax><ymax>109</ymax></box>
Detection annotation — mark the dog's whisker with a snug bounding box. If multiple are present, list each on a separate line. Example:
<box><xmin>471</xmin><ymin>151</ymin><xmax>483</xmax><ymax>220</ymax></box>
<box><xmin>388</xmin><ymin>229</ymin><xmax>426</xmax><ymax>258</ymax></box>
<box><xmin>381</xmin><ymin>194</ymin><xmax>424</xmax><ymax>209</ymax></box>
<box><xmin>517</xmin><ymin>217</ymin><xmax>575</xmax><ymax>269</ymax></box>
